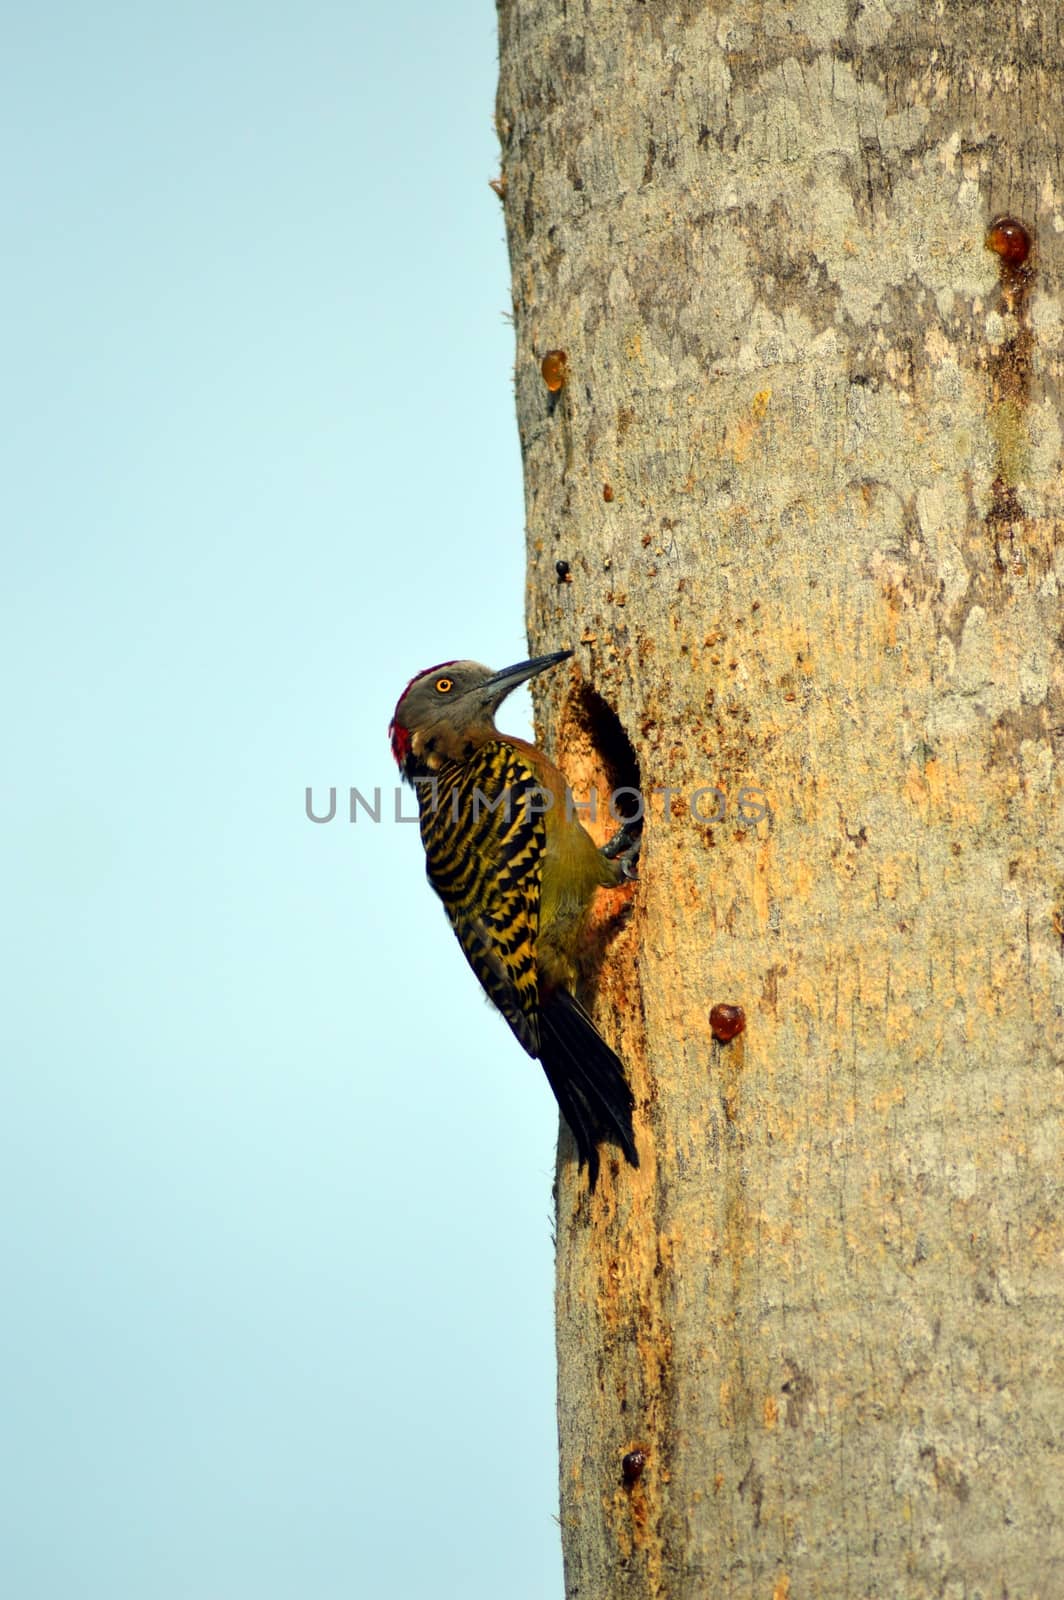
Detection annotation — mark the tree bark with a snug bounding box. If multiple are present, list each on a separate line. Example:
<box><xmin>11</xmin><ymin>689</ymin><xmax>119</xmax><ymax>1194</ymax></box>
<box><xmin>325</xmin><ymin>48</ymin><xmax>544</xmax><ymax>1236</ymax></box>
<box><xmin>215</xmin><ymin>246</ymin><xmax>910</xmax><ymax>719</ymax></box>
<box><xmin>497</xmin><ymin>2</ymin><xmax>1064</xmax><ymax>1595</ymax></box>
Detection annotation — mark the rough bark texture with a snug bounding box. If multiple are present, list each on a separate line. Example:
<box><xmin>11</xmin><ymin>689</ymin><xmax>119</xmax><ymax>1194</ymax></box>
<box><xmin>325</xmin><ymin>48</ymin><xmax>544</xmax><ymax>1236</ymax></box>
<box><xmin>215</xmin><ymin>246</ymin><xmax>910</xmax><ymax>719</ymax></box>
<box><xmin>496</xmin><ymin>2</ymin><xmax>1064</xmax><ymax>1596</ymax></box>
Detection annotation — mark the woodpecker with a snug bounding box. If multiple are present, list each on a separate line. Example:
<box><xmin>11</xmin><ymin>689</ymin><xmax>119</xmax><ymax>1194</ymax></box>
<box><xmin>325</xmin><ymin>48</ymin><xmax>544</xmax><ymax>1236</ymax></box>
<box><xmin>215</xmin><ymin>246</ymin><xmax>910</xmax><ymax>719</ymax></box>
<box><xmin>389</xmin><ymin>649</ymin><xmax>640</xmax><ymax>1188</ymax></box>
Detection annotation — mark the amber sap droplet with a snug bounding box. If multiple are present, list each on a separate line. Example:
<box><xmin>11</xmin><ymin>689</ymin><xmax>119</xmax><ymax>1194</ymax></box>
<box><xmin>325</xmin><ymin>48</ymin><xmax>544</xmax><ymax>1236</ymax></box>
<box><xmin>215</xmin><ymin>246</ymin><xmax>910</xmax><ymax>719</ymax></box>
<box><xmin>603</xmin><ymin>484</ymin><xmax>614</xmax><ymax>502</ymax></box>
<box><xmin>541</xmin><ymin>349</ymin><xmax>568</xmax><ymax>392</ymax></box>
<box><xmin>621</xmin><ymin>1449</ymin><xmax>647</xmax><ymax>1488</ymax></box>
<box><xmin>710</xmin><ymin>1003</ymin><xmax>746</xmax><ymax>1043</ymax></box>
<box><xmin>986</xmin><ymin>217</ymin><xmax>1031</xmax><ymax>268</ymax></box>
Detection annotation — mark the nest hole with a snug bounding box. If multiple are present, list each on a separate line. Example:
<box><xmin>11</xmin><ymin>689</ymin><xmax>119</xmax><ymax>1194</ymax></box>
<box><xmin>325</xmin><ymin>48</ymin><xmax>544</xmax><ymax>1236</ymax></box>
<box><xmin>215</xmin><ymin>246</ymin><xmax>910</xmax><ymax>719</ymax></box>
<box><xmin>571</xmin><ymin>682</ymin><xmax>643</xmax><ymax>826</ymax></box>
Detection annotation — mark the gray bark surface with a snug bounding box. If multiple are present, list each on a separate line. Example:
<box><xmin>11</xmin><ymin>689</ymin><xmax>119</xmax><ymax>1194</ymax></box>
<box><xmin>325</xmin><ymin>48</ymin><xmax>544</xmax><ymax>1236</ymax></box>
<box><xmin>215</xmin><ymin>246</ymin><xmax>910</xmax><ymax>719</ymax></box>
<box><xmin>496</xmin><ymin>3</ymin><xmax>1064</xmax><ymax>1595</ymax></box>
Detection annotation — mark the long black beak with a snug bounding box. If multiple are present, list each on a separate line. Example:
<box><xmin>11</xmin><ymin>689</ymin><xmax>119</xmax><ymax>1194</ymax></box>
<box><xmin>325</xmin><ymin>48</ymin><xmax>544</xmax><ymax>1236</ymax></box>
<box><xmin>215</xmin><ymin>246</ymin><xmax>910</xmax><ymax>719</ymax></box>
<box><xmin>478</xmin><ymin>648</ymin><xmax>573</xmax><ymax>711</ymax></box>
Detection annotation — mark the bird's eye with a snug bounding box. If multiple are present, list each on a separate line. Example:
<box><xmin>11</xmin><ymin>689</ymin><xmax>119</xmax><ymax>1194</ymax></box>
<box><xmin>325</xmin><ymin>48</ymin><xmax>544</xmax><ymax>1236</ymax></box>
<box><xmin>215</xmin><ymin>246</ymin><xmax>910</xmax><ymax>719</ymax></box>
<box><xmin>435</xmin><ymin>677</ymin><xmax>454</xmax><ymax>693</ymax></box>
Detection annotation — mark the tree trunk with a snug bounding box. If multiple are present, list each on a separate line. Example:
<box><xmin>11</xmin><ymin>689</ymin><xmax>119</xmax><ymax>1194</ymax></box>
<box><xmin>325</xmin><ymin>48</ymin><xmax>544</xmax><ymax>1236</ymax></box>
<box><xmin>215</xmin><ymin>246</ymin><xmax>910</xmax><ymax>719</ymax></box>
<box><xmin>496</xmin><ymin>2</ymin><xmax>1064</xmax><ymax>1595</ymax></box>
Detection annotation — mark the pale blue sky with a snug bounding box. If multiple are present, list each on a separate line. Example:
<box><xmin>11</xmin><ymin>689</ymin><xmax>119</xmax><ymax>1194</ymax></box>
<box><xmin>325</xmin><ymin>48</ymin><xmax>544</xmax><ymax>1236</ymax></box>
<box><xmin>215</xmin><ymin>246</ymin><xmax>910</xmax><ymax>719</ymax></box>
<box><xmin>2</xmin><ymin>5</ymin><xmax>563</xmax><ymax>1595</ymax></box>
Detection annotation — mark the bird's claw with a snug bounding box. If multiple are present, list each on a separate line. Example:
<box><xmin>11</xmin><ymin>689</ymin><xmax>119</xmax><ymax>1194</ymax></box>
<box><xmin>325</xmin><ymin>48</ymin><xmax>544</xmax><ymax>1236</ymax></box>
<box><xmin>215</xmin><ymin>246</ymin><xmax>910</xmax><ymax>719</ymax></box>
<box><xmin>601</xmin><ymin>820</ymin><xmax>642</xmax><ymax>882</ymax></box>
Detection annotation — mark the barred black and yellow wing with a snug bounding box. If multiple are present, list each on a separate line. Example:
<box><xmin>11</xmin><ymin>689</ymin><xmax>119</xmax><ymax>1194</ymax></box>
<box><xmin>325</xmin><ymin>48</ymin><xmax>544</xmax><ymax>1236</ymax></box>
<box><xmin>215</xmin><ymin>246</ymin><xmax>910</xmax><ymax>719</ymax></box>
<box><xmin>417</xmin><ymin>741</ymin><xmax>546</xmax><ymax>1056</ymax></box>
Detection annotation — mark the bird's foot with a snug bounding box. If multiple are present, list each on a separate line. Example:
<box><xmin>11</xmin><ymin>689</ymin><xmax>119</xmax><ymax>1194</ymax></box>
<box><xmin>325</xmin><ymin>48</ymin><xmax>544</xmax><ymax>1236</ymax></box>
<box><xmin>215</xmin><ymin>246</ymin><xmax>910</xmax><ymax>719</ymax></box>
<box><xmin>601</xmin><ymin>819</ymin><xmax>642</xmax><ymax>881</ymax></box>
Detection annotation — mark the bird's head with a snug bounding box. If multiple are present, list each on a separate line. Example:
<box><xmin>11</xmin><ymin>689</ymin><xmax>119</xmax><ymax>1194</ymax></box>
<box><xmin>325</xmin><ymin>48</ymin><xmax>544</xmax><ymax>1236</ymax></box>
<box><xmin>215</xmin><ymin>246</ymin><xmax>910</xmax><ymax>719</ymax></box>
<box><xmin>389</xmin><ymin>649</ymin><xmax>572</xmax><ymax>780</ymax></box>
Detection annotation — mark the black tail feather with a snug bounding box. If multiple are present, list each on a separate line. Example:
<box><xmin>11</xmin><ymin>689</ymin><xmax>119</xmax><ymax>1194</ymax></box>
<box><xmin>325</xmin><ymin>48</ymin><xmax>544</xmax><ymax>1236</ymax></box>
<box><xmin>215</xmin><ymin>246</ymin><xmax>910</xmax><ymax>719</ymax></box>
<box><xmin>537</xmin><ymin>989</ymin><xmax>639</xmax><ymax>1190</ymax></box>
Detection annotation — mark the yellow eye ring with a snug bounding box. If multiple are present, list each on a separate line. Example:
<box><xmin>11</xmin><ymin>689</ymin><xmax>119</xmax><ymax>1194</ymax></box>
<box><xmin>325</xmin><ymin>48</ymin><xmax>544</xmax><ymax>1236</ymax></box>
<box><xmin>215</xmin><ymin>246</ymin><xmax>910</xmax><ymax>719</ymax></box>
<box><xmin>435</xmin><ymin>677</ymin><xmax>453</xmax><ymax>693</ymax></box>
